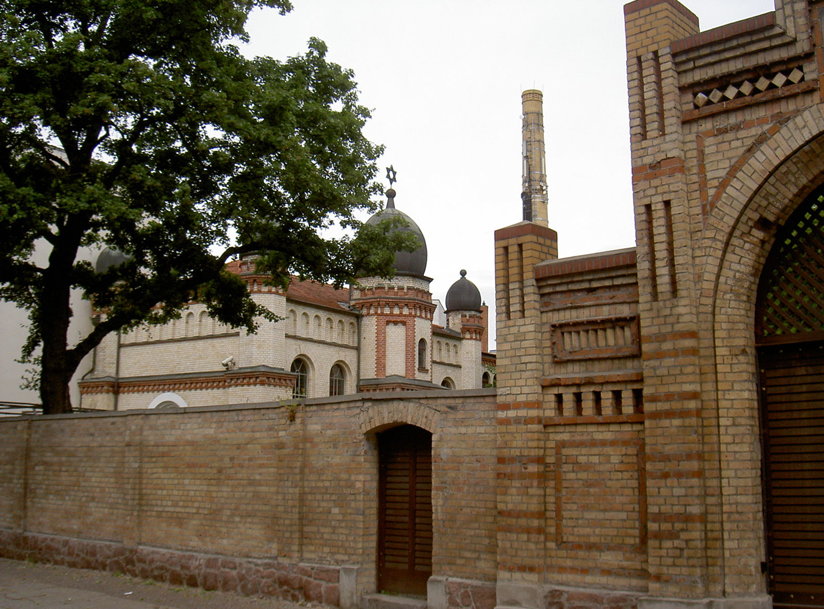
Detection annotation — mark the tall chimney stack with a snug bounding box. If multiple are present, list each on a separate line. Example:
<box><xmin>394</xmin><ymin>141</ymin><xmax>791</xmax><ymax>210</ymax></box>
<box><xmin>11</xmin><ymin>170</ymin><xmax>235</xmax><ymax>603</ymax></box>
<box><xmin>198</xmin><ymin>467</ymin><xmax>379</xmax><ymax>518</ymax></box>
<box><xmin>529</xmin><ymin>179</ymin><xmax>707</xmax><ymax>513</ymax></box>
<box><xmin>521</xmin><ymin>89</ymin><xmax>548</xmax><ymax>227</ymax></box>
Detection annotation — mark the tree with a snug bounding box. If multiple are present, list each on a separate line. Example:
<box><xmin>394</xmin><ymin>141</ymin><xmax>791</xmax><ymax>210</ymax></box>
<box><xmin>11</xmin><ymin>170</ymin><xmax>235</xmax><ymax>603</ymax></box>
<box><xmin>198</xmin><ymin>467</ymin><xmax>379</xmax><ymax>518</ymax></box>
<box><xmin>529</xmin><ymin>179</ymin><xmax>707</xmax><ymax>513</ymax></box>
<box><xmin>0</xmin><ymin>0</ymin><xmax>414</xmax><ymax>414</ymax></box>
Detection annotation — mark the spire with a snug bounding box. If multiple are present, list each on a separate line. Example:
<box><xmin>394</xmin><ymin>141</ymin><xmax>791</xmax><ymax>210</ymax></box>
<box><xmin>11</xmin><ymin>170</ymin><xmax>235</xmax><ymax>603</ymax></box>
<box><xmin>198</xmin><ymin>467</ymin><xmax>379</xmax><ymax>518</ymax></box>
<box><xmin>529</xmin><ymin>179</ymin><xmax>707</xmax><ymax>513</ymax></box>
<box><xmin>386</xmin><ymin>165</ymin><xmax>397</xmax><ymax>209</ymax></box>
<box><xmin>521</xmin><ymin>90</ymin><xmax>548</xmax><ymax>226</ymax></box>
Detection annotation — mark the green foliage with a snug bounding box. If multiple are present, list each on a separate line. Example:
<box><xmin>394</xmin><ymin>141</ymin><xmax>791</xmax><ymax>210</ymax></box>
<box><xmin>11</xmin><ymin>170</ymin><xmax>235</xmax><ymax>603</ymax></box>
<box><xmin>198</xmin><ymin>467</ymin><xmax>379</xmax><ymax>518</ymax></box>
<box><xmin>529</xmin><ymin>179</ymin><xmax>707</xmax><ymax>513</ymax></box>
<box><xmin>0</xmin><ymin>0</ymin><xmax>414</xmax><ymax>411</ymax></box>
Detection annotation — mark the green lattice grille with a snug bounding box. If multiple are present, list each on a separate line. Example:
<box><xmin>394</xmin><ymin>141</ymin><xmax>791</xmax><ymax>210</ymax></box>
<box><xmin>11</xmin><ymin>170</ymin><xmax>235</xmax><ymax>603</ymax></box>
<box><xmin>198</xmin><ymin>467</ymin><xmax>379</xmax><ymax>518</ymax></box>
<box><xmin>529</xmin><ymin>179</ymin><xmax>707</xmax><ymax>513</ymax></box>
<box><xmin>757</xmin><ymin>192</ymin><xmax>824</xmax><ymax>340</ymax></box>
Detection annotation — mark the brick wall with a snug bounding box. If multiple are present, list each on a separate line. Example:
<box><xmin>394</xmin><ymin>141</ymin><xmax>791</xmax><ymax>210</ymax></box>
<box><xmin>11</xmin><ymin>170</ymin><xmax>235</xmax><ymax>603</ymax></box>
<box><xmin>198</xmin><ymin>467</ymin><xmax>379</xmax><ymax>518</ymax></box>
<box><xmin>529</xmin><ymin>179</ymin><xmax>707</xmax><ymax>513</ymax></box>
<box><xmin>486</xmin><ymin>3</ymin><xmax>824</xmax><ymax>609</ymax></box>
<box><xmin>0</xmin><ymin>390</ymin><xmax>497</xmax><ymax>609</ymax></box>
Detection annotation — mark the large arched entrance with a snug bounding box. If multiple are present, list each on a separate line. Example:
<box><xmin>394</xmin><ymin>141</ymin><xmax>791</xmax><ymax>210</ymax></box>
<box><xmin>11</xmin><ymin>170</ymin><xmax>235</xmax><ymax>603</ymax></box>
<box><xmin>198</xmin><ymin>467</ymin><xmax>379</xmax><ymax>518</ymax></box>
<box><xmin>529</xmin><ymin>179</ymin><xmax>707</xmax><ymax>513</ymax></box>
<box><xmin>757</xmin><ymin>187</ymin><xmax>824</xmax><ymax>608</ymax></box>
<box><xmin>377</xmin><ymin>425</ymin><xmax>433</xmax><ymax>596</ymax></box>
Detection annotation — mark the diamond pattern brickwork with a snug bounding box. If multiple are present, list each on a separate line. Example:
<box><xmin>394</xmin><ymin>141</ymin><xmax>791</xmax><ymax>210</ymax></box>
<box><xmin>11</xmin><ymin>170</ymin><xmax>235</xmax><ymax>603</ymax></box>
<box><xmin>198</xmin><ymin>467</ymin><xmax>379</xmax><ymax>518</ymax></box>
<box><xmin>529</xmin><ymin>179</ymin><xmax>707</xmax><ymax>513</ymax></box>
<box><xmin>693</xmin><ymin>66</ymin><xmax>805</xmax><ymax>109</ymax></box>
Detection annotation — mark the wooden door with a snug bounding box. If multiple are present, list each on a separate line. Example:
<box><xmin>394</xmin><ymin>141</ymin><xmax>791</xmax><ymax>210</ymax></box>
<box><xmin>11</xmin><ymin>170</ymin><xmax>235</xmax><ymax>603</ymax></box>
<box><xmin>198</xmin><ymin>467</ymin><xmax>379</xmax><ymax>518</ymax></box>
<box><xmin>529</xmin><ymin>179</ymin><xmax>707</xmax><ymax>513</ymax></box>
<box><xmin>761</xmin><ymin>343</ymin><xmax>824</xmax><ymax>608</ymax></box>
<box><xmin>378</xmin><ymin>425</ymin><xmax>432</xmax><ymax>596</ymax></box>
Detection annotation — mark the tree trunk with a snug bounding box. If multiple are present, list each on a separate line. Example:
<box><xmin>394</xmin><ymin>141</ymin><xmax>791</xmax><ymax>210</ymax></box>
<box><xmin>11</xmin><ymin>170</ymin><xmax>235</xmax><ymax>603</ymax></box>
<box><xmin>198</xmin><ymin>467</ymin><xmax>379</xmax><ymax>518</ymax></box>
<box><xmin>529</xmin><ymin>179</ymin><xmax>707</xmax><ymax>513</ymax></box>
<box><xmin>39</xmin><ymin>293</ymin><xmax>75</xmax><ymax>414</ymax></box>
<box><xmin>40</xmin><ymin>356</ymin><xmax>73</xmax><ymax>414</ymax></box>
<box><xmin>38</xmin><ymin>231</ymin><xmax>78</xmax><ymax>415</ymax></box>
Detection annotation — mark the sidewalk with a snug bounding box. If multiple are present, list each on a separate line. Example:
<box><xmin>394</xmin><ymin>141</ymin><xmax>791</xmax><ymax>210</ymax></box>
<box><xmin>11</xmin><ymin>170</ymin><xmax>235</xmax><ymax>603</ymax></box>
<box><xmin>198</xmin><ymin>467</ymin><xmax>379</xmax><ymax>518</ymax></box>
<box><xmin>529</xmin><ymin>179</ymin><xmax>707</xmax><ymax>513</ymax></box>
<box><xmin>0</xmin><ymin>557</ymin><xmax>308</xmax><ymax>609</ymax></box>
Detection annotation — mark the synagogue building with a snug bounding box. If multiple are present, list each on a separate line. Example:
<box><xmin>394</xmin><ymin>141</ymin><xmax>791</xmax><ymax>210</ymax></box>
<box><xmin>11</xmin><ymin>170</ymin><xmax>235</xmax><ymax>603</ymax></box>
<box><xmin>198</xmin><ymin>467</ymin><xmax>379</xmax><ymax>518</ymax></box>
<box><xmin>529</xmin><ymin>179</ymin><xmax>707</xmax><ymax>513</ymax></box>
<box><xmin>79</xmin><ymin>187</ymin><xmax>494</xmax><ymax>411</ymax></box>
<box><xmin>1</xmin><ymin>2</ymin><xmax>823</xmax><ymax>609</ymax></box>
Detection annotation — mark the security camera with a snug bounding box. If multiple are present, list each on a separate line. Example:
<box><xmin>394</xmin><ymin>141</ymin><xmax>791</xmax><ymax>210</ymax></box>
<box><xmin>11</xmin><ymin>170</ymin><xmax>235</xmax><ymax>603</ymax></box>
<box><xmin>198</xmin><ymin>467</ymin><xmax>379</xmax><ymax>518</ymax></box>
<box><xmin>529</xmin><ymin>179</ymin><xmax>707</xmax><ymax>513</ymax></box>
<box><xmin>221</xmin><ymin>356</ymin><xmax>236</xmax><ymax>370</ymax></box>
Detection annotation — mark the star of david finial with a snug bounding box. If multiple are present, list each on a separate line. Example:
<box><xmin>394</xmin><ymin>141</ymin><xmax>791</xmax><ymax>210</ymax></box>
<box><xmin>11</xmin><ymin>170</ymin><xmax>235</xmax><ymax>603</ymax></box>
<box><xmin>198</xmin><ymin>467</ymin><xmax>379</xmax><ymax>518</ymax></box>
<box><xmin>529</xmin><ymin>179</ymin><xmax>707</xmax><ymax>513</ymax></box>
<box><xmin>386</xmin><ymin>165</ymin><xmax>397</xmax><ymax>187</ymax></box>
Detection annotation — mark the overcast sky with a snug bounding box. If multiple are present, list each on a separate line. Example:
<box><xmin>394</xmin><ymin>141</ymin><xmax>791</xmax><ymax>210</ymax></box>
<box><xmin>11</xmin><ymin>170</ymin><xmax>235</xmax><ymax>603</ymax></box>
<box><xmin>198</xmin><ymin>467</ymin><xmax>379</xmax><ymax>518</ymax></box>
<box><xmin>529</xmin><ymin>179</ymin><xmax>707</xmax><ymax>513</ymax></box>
<box><xmin>243</xmin><ymin>0</ymin><xmax>776</xmax><ymax>347</ymax></box>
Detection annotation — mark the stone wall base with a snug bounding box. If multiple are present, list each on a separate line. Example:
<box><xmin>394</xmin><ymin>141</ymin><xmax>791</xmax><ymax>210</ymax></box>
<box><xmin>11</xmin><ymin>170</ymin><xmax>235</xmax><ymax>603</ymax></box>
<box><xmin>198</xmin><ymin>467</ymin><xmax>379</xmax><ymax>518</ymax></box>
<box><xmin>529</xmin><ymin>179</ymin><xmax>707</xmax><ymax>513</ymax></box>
<box><xmin>0</xmin><ymin>529</ymin><xmax>349</xmax><ymax>607</ymax></box>
<box><xmin>492</xmin><ymin>586</ymin><xmax>773</xmax><ymax>609</ymax></box>
<box><xmin>429</xmin><ymin>575</ymin><xmax>497</xmax><ymax>609</ymax></box>
<box><xmin>638</xmin><ymin>596</ymin><xmax>772</xmax><ymax>609</ymax></box>
<box><xmin>497</xmin><ymin>582</ymin><xmax>640</xmax><ymax>609</ymax></box>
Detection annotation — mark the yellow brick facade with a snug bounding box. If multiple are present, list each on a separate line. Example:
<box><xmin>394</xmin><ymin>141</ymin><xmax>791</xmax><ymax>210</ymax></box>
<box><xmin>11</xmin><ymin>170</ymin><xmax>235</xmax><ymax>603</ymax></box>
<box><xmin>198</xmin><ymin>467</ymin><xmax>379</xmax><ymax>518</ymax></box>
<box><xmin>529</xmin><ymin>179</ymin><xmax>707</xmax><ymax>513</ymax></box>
<box><xmin>3</xmin><ymin>3</ymin><xmax>824</xmax><ymax>609</ymax></box>
<box><xmin>491</xmin><ymin>1</ymin><xmax>824</xmax><ymax>608</ymax></box>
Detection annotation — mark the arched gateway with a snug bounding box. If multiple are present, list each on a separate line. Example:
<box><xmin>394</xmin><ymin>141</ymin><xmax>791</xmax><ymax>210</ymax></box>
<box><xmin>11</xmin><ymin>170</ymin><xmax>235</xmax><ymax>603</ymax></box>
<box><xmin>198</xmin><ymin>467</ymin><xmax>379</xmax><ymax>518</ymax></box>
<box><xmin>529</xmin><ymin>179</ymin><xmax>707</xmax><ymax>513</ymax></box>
<box><xmin>757</xmin><ymin>188</ymin><xmax>824</xmax><ymax>607</ymax></box>
<box><xmin>377</xmin><ymin>425</ymin><xmax>433</xmax><ymax>596</ymax></box>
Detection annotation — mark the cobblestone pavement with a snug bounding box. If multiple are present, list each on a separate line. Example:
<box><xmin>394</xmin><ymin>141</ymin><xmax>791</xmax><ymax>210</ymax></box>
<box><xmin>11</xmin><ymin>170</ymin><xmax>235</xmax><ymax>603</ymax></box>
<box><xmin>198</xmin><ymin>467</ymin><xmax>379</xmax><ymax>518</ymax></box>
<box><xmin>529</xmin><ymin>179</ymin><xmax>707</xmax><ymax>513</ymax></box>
<box><xmin>0</xmin><ymin>557</ymin><xmax>315</xmax><ymax>609</ymax></box>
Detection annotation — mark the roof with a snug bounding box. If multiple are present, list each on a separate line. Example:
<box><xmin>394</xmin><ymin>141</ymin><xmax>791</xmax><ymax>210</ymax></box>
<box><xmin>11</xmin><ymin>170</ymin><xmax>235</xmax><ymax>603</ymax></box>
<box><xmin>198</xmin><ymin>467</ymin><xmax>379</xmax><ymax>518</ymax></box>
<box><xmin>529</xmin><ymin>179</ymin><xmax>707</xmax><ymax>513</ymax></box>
<box><xmin>225</xmin><ymin>259</ymin><xmax>352</xmax><ymax>312</ymax></box>
<box><xmin>433</xmin><ymin>324</ymin><xmax>461</xmax><ymax>338</ymax></box>
<box><xmin>286</xmin><ymin>280</ymin><xmax>351</xmax><ymax>312</ymax></box>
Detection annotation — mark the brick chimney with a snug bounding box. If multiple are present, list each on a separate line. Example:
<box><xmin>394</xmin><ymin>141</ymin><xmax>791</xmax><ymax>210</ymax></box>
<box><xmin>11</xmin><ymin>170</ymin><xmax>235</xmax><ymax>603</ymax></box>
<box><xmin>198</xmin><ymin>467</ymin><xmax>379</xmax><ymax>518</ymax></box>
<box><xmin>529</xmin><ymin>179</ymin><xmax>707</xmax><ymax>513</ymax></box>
<box><xmin>521</xmin><ymin>89</ymin><xmax>548</xmax><ymax>227</ymax></box>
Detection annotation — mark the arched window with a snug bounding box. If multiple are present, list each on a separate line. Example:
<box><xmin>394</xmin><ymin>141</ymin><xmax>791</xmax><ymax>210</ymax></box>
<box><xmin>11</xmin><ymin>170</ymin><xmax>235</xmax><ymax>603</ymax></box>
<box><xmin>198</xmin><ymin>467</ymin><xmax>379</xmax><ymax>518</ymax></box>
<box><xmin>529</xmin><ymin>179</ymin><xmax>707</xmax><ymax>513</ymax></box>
<box><xmin>291</xmin><ymin>358</ymin><xmax>309</xmax><ymax>399</ymax></box>
<box><xmin>441</xmin><ymin>377</ymin><xmax>455</xmax><ymax>390</ymax></box>
<box><xmin>198</xmin><ymin>310</ymin><xmax>211</xmax><ymax>335</ymax></box>
<box><xmin>418</xmin><ymin>338</ymin><xmax>428</xmax><ymax>370</ymax></box>
<box><xmin>148</xmin><ymin>392</ymin><xmax>188</xmax><ymax>409</ymax></box>
<box><xmin>329</xmin><ymin>363</ymin><xmax>346</xmax><ymax>396</ymax></box>
<box><xmin>482</xmin><ymin>371</ymin><xmax>491</xmax><ymax>387</ymax></box>
<box><xmin>183</xmin><ymin>311</ymin><xmax>193</xmax><ymax>336</ymax></box>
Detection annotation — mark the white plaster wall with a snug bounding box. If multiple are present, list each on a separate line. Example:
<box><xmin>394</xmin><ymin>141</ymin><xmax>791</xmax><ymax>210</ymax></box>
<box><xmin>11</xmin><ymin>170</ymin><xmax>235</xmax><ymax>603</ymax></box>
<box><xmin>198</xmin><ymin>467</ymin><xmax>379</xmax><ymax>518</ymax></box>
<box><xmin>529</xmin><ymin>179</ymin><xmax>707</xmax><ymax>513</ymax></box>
<box><xmin>0</xmin><ymin>242</ymin><xmax>93</xmax><ymax>406</ymax></box>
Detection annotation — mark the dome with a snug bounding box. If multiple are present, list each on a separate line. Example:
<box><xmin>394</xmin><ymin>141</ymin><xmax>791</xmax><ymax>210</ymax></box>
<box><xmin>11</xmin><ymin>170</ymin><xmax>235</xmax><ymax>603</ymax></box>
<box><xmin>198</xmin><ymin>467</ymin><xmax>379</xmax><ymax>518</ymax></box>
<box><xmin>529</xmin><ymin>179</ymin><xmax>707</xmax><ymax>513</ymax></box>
<box><xmin>365</xmin><ymin>188</ymin><xmax>428</xmax><ymax>277</ymax></box>
<box><xmin>445</xmin><ymin>270</ymin><xmax>482</xmax><ymax>312</ymax></box>
<box><xmin>95</xmin><ymin>247</ymin><xmax>130</xmax><ymax>273</ymax></box>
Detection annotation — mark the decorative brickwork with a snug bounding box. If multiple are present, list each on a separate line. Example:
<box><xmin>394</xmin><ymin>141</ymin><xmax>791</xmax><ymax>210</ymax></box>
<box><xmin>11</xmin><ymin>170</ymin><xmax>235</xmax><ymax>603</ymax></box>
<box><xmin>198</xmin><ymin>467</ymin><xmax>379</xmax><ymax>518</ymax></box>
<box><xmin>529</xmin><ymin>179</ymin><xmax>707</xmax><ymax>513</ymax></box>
<box><xmin>79</xmin><ymin>367</ymin><xmax>295</xmax><ymax>396</ymax></box>
<box><xmin>550</xmin><ymin>317</ymin><xmax>640</xmax><ymax>362</ymax></box>
<box><xmin>490</xmin><ymin>2</ymin><xmax>823</xmax><ymax>609</ymax></box>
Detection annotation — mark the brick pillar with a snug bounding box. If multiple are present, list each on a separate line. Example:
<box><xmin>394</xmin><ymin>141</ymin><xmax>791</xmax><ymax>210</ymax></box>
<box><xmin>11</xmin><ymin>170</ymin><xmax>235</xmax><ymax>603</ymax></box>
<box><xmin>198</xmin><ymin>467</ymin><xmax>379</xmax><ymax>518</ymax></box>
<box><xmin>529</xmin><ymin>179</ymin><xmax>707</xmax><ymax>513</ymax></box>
<box><xmin>494</xmin><ymin>222</ymin><xmax>556</xmax><ymax>607</ymax></box>
<box><xmin>624</xmin><ymin>1</ymin><xmax>710</xmax><ymax>603</ymax></box>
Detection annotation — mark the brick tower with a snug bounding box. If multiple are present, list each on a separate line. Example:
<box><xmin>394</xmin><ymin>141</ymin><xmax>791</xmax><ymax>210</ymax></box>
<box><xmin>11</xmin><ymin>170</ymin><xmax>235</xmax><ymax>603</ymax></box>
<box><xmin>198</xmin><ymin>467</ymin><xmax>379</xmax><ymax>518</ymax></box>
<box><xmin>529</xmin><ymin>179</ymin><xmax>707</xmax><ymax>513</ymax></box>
<box><xmin>493</xmin><ymin>90</ymin><xmax>558</xmax><ymax>601</ymax></box>
<box><xmin>352</xmin><ymin>185</ymin><xmax>437</xmax><ymax>392</ymax></box>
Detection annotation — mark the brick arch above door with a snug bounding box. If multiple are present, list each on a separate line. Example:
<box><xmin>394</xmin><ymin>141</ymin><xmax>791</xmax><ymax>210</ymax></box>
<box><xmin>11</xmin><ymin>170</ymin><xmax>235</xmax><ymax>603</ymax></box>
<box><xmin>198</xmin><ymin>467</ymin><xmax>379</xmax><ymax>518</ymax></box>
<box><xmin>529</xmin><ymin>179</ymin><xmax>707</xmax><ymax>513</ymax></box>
<box><xmin>359</xmin><ymin>400</ymin><xmax>441</xmax><ymax>436</ymax></box>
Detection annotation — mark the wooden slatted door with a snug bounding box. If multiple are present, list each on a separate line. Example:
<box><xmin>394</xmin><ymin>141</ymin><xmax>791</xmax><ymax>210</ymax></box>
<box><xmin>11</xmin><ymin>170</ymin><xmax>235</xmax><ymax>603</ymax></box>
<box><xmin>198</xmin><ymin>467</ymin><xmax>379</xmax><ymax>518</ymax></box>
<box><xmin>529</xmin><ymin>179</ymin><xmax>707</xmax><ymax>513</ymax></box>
<box><xmin>761</xmin><ymin>342</ymin><xmax>824</xmax><ymax>608</ymax></box>
<box><xmin>378</xmin><ymin>425</ymin><xmax>433</xmax><ymax>596</ymax></box>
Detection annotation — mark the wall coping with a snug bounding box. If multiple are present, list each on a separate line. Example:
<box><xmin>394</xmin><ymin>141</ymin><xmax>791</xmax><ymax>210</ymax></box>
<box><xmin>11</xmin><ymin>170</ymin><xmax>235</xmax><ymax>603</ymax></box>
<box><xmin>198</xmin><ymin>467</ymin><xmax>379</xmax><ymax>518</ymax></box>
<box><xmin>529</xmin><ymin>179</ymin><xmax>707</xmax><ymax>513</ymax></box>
<box><xmin>0</xmin><ymin>388</ymin><xmax>498</xmax><ymax>422</ymax></box>
<box><xmin>535</xmin><ymin>247</ymin><xmax>637</xmax><ymax>279</ymax></box>
<box><xmin>671</xmin><ymin>11</ymin><xmax>777</xmax><ymax>55</ymax></box>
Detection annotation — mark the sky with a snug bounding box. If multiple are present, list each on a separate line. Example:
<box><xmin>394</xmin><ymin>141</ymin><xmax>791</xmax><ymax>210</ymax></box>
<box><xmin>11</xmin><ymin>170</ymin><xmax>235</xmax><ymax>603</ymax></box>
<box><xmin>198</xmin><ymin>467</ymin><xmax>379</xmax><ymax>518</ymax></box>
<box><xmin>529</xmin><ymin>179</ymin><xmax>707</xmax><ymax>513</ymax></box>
<box><xmin>243</xmin><ymin>0</ymin><xmax>776</xmax><ymax>347</ymax></box>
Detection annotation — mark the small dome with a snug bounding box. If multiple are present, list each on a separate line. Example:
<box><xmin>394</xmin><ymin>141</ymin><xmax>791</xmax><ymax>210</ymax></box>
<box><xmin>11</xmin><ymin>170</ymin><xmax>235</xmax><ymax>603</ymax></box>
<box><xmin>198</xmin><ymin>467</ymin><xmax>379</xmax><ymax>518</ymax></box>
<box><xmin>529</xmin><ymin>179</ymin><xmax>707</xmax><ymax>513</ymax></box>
<box><xmin>365</xmin><ymin>189</ymin><xmax>428</xmax><ymax>277</ymax></box>
<box><xmin>445</xmin><ymin>270</ymin><xmax>482</xmax><ymax>312</ymax></box>
<box><xmin>95</xmin><ymin>247</ymin><xmax>130</xmax><ymax>273</ymax></box>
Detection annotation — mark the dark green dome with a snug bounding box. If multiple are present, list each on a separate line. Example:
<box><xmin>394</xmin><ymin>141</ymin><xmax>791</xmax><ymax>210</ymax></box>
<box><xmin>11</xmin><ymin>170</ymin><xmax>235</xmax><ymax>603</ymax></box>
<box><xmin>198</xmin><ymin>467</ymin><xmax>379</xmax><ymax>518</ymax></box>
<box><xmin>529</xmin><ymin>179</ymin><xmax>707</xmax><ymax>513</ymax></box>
<box><xmin>365</xmin><ymin>188</ymin><xmax>428</xmax><ymax>277</ymax></box>
<box><xmin>95</xmin><ymin>247</ymin><xmax>130</xmax><ymax>273</ymax></box>
<box><xmin>445</xmin><ymin>270</ymin><xmax>481</xmax><ymax>312</ymax></box>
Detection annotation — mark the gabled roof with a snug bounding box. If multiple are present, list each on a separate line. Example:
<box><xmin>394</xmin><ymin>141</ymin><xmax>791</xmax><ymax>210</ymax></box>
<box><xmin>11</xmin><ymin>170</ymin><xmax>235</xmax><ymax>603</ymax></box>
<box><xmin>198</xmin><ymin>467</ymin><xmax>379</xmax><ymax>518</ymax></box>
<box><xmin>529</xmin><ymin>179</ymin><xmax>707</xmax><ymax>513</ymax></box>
<box><xmin>225</xmin><ymin>259</ymin><xmax>352</xmax><ymax>312</ymax></box>
<box><xmin>286</xmin><ymin>280</ymin><xmax>351</xmax><ymax>312</ymax></box>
